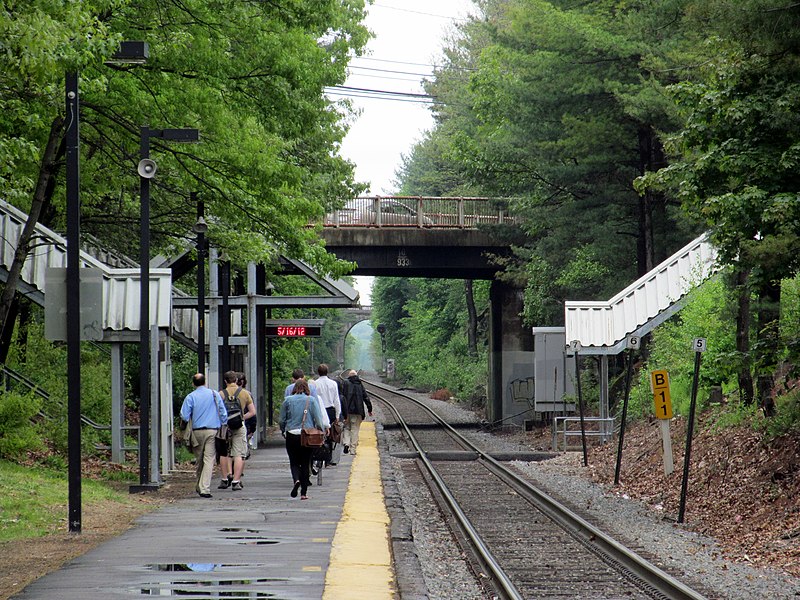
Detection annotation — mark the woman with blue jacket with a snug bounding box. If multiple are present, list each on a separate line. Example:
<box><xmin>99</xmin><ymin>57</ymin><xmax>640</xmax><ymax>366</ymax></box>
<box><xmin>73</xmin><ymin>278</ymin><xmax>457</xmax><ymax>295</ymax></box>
<box><xmin>279</xmin><ymin>379</ymin><xmax>326</xmax><ymax>499</ymax></box>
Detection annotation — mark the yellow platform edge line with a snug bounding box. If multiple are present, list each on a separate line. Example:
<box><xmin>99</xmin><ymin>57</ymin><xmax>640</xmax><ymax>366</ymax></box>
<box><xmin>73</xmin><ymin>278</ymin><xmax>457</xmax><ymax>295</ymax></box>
<box><xmin>323</xmin><ymin>421</ymin><xmax>395</xmax><ymax>598</ymax></box>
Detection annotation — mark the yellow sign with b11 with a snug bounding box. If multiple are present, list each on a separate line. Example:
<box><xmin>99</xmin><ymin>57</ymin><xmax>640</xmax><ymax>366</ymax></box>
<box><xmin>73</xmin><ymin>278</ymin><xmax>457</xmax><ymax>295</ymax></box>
<box><xmin>650</xmin><ymin>370</ymin><xmax>673</xmax><ymax>420</ymax></box>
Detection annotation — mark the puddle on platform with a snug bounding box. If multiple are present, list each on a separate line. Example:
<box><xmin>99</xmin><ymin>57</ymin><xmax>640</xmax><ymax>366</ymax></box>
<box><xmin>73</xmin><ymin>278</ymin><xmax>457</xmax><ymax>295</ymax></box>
<box><xmin>136</xmin><ymin>575</ymin><xmax>289</xmax><ymax>597</ymax></box>
<box><xmin>139</xmin><ymin>588</ymin><xmax>278</xmax><ymax>597</ymax></box>
<box><xmin>145</xmin><ymin>563</ymin><xmax>259</xmax><ymax>572</ymax></box>
<box><xmin>237</xmin><ymin>540</ymin><xmax>280</xmax><ymax>545</ymax></box>
<box><xmin>220</xmin><ymin>527</ymin><xmax>262</xmax><ymax>533</ymax></box>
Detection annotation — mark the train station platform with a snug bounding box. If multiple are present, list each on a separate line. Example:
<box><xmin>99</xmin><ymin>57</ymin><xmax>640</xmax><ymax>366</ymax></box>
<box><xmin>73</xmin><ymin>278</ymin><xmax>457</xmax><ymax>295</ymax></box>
<box><xmin>13</xmin><ymin>422</ymin><xmax>394</xmax><ymax>600</ymax></box>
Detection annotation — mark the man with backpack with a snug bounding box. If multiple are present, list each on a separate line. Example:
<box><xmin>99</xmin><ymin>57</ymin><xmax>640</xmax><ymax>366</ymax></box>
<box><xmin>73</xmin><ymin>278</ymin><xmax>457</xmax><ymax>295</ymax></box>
<box><xmin>218</xmin><ymin>370</ymin><xmax>256</xmax><ymax>491</ymax></box>
<box><xmin>341</xmin><ymin>369</ymin><xmax>372</xmax><ymax>456</ymax></box>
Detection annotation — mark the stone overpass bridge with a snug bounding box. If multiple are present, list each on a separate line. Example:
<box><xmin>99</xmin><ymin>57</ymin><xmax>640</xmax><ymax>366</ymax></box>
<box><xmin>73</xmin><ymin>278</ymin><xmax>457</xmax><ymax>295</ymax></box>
<box><xmin>319</xmin><ymin>196</ymin><xmax>530</xmax><ymax>425</ymax></box>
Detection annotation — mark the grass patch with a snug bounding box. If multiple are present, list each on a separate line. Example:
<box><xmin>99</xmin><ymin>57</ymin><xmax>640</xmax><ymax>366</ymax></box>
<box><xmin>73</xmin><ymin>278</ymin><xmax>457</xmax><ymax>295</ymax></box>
<box><xmin>0</xmin><ymin>459</ymin><xmax>137</xmax><ymax>543</ymax></box>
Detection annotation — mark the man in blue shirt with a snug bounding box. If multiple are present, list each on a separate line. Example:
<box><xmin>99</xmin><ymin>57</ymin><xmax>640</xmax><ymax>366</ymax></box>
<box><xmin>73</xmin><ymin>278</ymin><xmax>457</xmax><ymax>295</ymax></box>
<box><xmin>181</xmin><ymin>373</ymin><xmax>227</xmax><ymax>498</ymax></box>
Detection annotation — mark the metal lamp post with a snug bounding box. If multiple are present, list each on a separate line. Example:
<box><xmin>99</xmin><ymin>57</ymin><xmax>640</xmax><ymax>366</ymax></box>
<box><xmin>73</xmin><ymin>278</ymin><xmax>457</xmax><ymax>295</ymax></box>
<box><xmin>193</xmin><ymin>194</ymin><xmax>207</xmax><ymax>374</ymax></box>
<box><xmin>135</xmin><ymin>127</ymin><xmax>199</xmax><ymax>490</ymax></box>
<box><xmin>265</xmin><ymin>282</ymin><xmax>274</xmax><ymax>426</ymax></box>
<box><xmin>377</xmin><ymin>323</ymin><xmax>386</xmax><ymax>373</ymax></box>
<box><xmin>219</xmin><ymin>252</ymin><xmax>231</xmax><ymax>381</ymax></box>
<box><xmin>65</xmin><ymin>41</ymin><xmax>148</xmax><ymax>532</ymax></box>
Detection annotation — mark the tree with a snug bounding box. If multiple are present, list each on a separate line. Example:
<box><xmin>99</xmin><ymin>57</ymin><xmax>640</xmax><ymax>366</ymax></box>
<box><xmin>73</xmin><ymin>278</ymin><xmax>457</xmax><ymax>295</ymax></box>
<box><xmin>0</xmin><ymin>0</ymin><xmax>370</xmax><ymax>360</ymax></box>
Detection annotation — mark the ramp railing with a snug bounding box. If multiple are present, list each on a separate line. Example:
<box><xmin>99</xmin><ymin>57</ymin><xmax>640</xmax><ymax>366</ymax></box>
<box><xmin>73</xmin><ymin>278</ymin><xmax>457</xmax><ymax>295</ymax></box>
<box><xmin>565</xmin><ymin>234</ymin><xmax>719</xmax><ymax>352</ymax></box>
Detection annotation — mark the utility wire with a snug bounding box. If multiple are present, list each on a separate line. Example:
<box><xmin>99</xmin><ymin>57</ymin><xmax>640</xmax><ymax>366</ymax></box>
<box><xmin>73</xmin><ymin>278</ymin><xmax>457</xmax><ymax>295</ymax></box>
<box><xmin>348</xmin><ymin>72</ymin><xmax>427</xmax><ymax>83</ymax></box>
<box><xmin>350</xmin><ymin>56</ymin><xmax>477</xmax><ymax>73</ymax></box>
<box><xmin>372</xmin><ymin>2</ymin><xmax>471</xmax><ymax>22</ymax></box>
<box><xmin>328</xmin><ymin>85</ymin><xmax>435</xmax><ymax>100</ymax></box>
<box><xmin>348</xmin><ymin>64</ymin><xmax>433</xmax><ymax>78</ymax></box>
<box><xmin>325</xmin><ymin>89</ymin><xmax>438</xmax><ymax>105</ymax></box>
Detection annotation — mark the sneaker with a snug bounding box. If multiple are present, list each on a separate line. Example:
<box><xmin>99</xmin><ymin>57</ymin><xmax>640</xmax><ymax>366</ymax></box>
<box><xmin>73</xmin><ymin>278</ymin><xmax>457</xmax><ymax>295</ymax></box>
<box><xmin>291</xmin><ymin>481</ymin><xmax>300</xmax><ymax>498</ymax></box>
<box><xmin>231</xmin><ymin>481</ymin><xmax>243</xmax><ymax>491</ymax></box>
<box><xmin>218</xmin><ymin>478</ymin><xmax>231</xmax><ymax>489</ymax></box>
<box><xmin>198</xmin><ymin>492</ymin><xmax>212</xmax><ymax>498</ymax></box>
<box><xmin>343</xmin><ymin>445</ymin><xmax>349</xmax><ymax>454</ymax></box>
<box><xmin>311</xmin><ymin>465</ymin><xmax>319</xmax><ymax>476</ymax></box>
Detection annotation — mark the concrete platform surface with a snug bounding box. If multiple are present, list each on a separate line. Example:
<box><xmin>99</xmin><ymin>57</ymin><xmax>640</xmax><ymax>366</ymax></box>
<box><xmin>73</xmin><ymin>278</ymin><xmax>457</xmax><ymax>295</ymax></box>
<box><xmin>13</xmin><ymin>423</ymin><xmax>394</xmax><ymax>600</ymax></box>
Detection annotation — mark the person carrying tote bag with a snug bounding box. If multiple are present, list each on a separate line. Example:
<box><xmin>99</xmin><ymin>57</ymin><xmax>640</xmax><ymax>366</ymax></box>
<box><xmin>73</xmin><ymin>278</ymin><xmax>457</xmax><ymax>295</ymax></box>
<box><xmin>279</xmin><ymin>378</ymin><xmax>327</xmax><ymax>500</ymax></box>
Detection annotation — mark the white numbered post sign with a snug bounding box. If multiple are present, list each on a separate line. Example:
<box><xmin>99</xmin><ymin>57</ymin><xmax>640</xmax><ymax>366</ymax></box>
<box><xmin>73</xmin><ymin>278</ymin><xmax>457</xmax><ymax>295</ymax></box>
<box><xmin>627</xmin><ymin>335</ymin><xmax>640</xmax><ymax>350</ymax></box>
<box><xmin>569</xmin><ymin>340</ymin><xmax>582</xmax><ymax>353</ymax></box>
<box><xmin>693</xmin><ymin>338</ymin><xmax>707</xmax><ymax>353</ymax></box>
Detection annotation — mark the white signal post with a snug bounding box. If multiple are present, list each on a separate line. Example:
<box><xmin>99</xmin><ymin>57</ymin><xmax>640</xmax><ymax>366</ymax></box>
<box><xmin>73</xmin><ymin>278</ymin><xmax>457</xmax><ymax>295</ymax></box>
<box><xmin>650</xmin><ymin>370</ymin><xmax>674</xmax><ymax>476</ymax></box>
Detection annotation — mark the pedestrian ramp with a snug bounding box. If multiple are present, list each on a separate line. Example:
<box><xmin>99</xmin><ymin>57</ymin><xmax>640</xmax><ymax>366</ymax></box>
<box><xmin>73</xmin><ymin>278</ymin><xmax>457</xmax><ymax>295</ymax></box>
<box><xmin>0</xmin><ymin>198</ymin><xmax>198</xmax><ymax>342</ymax></box>
<box><xmin>565</xmin><ymin>234</ymin><xmax>718</xmax><ymax>353</ymax></box>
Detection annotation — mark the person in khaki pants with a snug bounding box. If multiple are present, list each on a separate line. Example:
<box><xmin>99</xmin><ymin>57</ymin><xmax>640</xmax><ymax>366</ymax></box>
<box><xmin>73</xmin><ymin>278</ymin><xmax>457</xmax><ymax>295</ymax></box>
<box><xmin>180</xmin><ymin>373</ymin><xmax>227</xmax><ymax>498</ymax></box>
<box><xmin>218</xmin><ymin>370</ymin><xmax>256</xmax><ymax>491</ymax></box>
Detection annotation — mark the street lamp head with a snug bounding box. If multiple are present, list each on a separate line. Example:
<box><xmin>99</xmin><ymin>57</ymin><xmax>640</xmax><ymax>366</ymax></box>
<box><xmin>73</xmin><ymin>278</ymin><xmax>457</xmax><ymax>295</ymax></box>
<box><xmin>192</xmin><ymin>216</ymin><xmax>208</xmax><ymax>234</ymax></box>
<box><xmin>107</xmin><ymin>41</ymin><xmax>149</xmax><ymax>65</ymax></box>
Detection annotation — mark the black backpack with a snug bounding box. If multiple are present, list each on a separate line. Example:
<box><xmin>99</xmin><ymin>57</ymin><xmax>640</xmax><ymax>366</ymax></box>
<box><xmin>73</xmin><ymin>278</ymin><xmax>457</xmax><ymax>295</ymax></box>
<box><xmin>222</xmin><ymin>387</ymin><xmax>244</xmax><ymax>430</ymax></box>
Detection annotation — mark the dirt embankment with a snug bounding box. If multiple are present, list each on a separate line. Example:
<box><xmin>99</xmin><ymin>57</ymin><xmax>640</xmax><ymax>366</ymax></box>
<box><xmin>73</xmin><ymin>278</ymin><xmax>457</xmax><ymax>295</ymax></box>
<box><xmin>580</xmin><ymin>414</ymin><xmax>800</xmax><ymax>576</ymax></box>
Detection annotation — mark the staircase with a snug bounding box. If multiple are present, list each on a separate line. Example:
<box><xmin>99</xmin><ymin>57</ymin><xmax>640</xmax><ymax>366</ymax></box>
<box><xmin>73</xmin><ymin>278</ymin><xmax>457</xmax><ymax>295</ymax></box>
<box><xmin>565</xmin><ymin>234</ymin><xmax>718</xmax><ymax>353</ymax></box>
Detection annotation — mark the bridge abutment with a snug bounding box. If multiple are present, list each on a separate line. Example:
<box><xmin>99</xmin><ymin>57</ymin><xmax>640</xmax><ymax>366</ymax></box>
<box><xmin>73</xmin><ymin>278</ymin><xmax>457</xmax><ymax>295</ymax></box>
<box><xmin>489</xmin><ymin>281</ymin><xmax>534</xmax><ymax>427</ymax></box>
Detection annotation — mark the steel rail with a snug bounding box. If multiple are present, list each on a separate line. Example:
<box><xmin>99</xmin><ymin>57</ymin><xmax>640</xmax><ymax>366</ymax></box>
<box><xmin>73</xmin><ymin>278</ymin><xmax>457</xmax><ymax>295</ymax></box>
<box><xmin>365</xmin><ymin>379</ymin><xmax>707</xmax><ymax>600</ymax></box>
<box><xmin>374</xmin><ymin>389</ymin><xmax>523</xmax><ymax>600</ymax></box>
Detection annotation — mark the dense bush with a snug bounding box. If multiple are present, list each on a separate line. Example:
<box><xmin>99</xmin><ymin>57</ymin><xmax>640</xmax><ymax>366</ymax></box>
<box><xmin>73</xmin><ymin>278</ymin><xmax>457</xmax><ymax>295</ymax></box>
<box><xmin>627</xmin><ymin>276</ymin><xmax>737</xmax><ymax>418</ymax></box>
<box><xmin>0</xmin><ymin>391</ymin><xmax>43</xmax><ymax>459</ymax></box>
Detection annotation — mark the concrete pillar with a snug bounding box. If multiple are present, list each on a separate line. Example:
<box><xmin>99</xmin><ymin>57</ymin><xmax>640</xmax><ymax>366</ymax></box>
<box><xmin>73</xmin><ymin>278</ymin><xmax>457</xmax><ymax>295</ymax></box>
<box><xmin>159</xmin><ymin>330</ymin><xmax>174</xmax><ymax>474</ymax></box>
<box><xmin>208</xmin><ymin>248</ymin><xmax>220</xmax><ymax>391</ymax></box>
<box><xmin>488</xmin><ymin>281</ymin><xmax>534</xmax><ymax>428</ymax></box>
<box><xmin>149</xmin><ymin>324</ymin><xmax>161</xmax><ymax>484</ymax></box>
<box><xmin>110</xmin><ymin>343</ymin><xmax>125</xmax><ymax>464</ymax></box>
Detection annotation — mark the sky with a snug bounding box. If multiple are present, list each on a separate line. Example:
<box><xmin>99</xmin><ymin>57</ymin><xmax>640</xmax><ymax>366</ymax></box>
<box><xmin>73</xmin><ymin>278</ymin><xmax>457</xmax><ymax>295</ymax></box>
<box><xmin>336</xmin><ymin>0</ymin><xmax>476</xmax><ymax>304</ymax></box>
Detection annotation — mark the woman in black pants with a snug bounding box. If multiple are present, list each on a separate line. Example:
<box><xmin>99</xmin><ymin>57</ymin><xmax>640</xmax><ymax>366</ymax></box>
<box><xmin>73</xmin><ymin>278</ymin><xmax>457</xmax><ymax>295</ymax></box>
<box><xmin>279</xmin><ymin>379</ymin><xmax>326</xmax><ymax>499</ymax></box>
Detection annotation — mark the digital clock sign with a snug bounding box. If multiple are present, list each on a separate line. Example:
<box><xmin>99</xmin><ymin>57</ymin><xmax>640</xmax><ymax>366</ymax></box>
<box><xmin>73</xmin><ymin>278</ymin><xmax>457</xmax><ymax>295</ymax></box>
<box><xmin>264</xmin><ymin>320</ymin><xmax>323</xmax><ymax>338</ymax></box>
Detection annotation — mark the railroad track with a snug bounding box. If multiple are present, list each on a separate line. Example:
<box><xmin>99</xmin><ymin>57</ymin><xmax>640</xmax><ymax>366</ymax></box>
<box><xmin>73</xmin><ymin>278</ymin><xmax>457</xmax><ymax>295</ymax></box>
<box><xmin>365</xmin><ymin>379</ymin><xmax>708</xmax><ymax>600</ymax></box>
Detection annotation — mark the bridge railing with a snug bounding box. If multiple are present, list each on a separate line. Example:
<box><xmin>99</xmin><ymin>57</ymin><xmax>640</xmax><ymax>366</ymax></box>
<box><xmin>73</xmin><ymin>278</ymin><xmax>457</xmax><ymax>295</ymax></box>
<box><xmin>322</xmin><ymin>196</ymin><xmax>517</xmax><ymax>228</ymax></box>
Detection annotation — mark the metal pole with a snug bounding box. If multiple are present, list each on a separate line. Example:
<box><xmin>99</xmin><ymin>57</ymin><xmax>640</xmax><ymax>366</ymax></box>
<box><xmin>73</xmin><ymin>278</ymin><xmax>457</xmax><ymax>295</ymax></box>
<box><xmin>678</xmin><ymin>351</ymin><xmax>702</xmax><ymax>523</ymax></box>
<box><xmin>614</xmin><ymin>350</ymin><xmax>634</xmax><ymax>485</ymax></box>
<box><xmin>267</xmin><ymin>286</ymin><xmax>273</xmax><ymax>427</ymax></box>
<box><xmin>65</xmin><ymin>71</ymin><xmax>82</xmax><ymax>533</ymax></box>
<box><xmin>575</xmin><ymin>350</ymin><xmax>588</xmax><ymax>467</ymax></box>
<box><xmin>195</xmin><ymin>194</ymin><xmax>205</xmax><ymax>374</ymax></box>
<box><xmin>220</xmin><ymin>259</ymin><xmax>230</xmax><ymax>380</ymax></box>
<box><xmin>138</xmin><ymin>126</ymin><xmax>151</xmax><ymax>486</ymax></box>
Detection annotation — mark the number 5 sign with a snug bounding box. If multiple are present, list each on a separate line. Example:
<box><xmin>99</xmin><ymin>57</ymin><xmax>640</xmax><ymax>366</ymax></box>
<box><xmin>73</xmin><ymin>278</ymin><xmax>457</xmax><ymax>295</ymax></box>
<box><xmin>650</xmin><ymin>370</ymin><xmax>673</xmax><ymax>420</ymax></box>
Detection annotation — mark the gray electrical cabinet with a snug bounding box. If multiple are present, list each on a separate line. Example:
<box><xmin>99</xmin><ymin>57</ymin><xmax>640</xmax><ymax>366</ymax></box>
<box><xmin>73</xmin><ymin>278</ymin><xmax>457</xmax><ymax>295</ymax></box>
<box><xmin>531</xmin><ymin>327</ymin><xmax>576</xmax><ymax>413</ymax></box>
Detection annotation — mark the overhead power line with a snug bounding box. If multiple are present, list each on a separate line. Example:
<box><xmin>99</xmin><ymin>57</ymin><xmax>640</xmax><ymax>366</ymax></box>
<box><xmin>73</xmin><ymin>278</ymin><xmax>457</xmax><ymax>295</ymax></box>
<box><xmin>350</xmin><ymin>56</ymin><xmax>477</xmax><ymax>73</ymax></box>
<box><xmin>325</xmin><ymin>86</ymin><xmax>439</xmax><ymax>105</ymax></box>
<box><xmin>372</xmin><ymin>2</ymin><xmax>471</xmax><ymax>22</ymax></box>
<box><xmin>348</xmin><ymin>64</ymin><xmax>433</xmax><ymax>78</ymax></box>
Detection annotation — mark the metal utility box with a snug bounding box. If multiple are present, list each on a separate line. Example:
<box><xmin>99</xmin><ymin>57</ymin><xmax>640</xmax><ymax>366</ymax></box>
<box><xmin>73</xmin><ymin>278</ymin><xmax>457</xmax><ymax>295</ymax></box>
<box><xmin>531</xmin><ymin>327</ymin><xmax>576</xmax><ymax>413</ymax></box>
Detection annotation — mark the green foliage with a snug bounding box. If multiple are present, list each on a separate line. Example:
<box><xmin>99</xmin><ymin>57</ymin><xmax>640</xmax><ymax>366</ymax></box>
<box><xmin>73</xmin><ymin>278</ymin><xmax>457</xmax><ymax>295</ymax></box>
<box><xmin>629</xmin><ymin>276</ymin><xmax>737</xmax><ymax>417</ymax></box>
<box><xmin>0</xmin><ymin>0</ymin><xmax>371</xmax><ymax>278</ymax></box>
<box><xmin>5</xmin><ymin>316</ymin><xmax>112</xmax><ymax>455</ymax></box>
<box><xmin>711</xmin><ymin>402</ymin><xmax>759</xmax><ymax>432</ymax></box>
<box><xmin>0</xmin><ymin>391</ymin><xmax>43</xmax><ymax>459</ymax></box>
<box><xmin>372</xmin><ymin>277</ymin><xmax>489</xmax><ymax>404</ymax></box>
<box><xmin>756</xmin><ymin>388</ymin><xmax>800</xmax><ymax>440</ymax></box>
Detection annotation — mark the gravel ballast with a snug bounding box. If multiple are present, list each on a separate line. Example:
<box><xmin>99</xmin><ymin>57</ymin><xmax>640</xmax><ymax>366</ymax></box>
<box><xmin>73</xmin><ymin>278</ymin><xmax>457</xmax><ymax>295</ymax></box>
<box><xmin>374</xmin><ymin>385</ymin><xmax>800</xmax><ymax>600</ymax></box>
